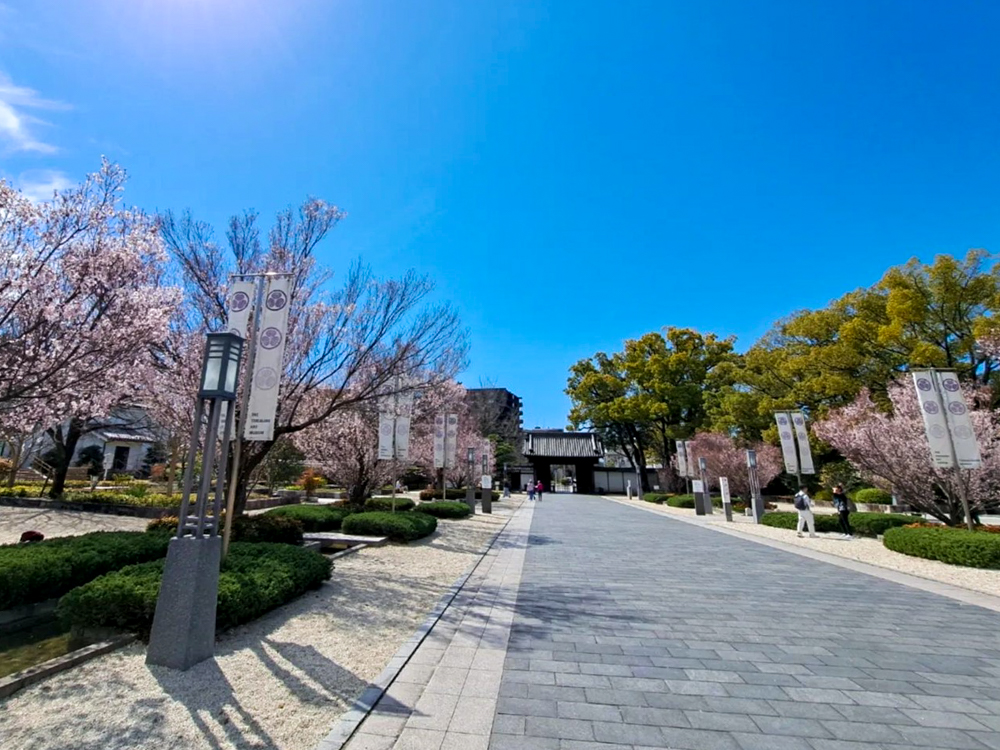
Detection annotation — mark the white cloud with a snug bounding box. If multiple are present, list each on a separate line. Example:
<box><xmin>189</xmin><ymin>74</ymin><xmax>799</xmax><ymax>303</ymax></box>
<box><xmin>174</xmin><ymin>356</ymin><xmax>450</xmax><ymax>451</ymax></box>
<box><xmin>18</xmin><ymin>169</ymin><xmax>74</xmax><ymax>202</ymax></box>
<box><xmin>0</xmin><ymin>72</ymin><xmax>69</xmax><ymax>154</ymax></box>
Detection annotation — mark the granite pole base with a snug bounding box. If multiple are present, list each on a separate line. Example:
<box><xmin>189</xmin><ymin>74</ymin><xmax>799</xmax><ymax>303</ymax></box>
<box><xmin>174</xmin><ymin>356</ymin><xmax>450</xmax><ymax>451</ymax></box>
<box><xmin>465</xmin><ymin>486</ymin><xmax>476</xmax><ymax>514</ymax></box>
<box><xmin>145</xmin><ymin>535</ymin><xmax>221</xmax><ymax>671</ymax></box>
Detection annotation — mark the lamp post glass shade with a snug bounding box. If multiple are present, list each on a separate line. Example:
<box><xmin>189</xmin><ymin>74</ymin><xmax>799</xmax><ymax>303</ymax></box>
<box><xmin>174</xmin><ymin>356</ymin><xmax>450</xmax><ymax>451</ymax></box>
<box><xmin>199</xmin><ymin>332</ymin><xmax>245</xmax><ymax>400</ymax></box>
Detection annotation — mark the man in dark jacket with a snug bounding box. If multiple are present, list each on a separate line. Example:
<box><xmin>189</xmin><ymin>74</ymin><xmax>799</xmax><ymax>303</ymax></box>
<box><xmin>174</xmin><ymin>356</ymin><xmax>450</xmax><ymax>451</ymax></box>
<box><xmin>832</xmin><ymin>485</ymin><xmax>853</xmax><ymax>539</ymax></box>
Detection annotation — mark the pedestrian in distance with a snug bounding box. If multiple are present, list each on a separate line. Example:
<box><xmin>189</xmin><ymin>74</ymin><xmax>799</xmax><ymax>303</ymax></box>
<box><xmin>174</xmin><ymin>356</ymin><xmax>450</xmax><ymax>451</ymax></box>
<box><xmin>502</xmin><ymin>480</ymin><xmax>511</xmax><ymax>498</ymax></box>
<box><xmin>793</xmin><ymin>489</ymin><xmax>817</xmax><ymax>538</ymax></box>
<box><xmin>832</xmin><ymin>484</ymin><xmax>853</xmax><ymax>539</ymax></box>
<box><xmin>536</xmin><ymin>480</ymin><xmax>544</xmax><ymax>502</ymax></box>
<box><xmin>527</xmin><ymin>485</ymin><xmax>535</xmax><ymax>502</ymax></box>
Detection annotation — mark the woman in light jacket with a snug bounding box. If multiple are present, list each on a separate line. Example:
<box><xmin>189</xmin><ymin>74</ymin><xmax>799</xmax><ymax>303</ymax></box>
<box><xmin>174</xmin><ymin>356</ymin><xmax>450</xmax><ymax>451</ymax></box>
<box><xmin>794</xmin><ymin>490</ymin><xmax>817</xmax><ymax>538</ymax></box>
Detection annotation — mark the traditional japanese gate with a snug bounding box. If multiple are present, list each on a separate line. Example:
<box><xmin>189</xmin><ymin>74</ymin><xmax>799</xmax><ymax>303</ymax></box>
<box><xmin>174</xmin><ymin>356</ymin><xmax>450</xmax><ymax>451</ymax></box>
<box><xmin>522</xmin><ymin>430</ymin><xmax>604</xmax><ymax>494</ymax></box>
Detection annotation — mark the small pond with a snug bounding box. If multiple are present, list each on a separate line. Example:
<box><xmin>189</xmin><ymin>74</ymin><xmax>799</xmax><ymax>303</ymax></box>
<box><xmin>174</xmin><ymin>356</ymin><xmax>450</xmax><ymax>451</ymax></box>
<box><xmin>0</xmin><ymin>619</ymin><xmax>98</xmax><ymax>678</ymax></box>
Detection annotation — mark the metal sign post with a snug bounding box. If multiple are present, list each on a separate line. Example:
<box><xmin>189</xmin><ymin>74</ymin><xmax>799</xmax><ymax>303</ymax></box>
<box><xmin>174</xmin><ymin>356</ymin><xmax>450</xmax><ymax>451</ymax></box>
<box><xmin>720</xmin><ymin>476</ymin><xmax>732</xmax><ymax>522</ymax></box>
<box><xmin>698</xmin><ymin>457</ymin><xmax>713</xmax><ymax>515</ymax></box>
<box><xmin>747</xmin><ymin>449</ymin><xmax>764</xmax><ymax>523</ymax></box>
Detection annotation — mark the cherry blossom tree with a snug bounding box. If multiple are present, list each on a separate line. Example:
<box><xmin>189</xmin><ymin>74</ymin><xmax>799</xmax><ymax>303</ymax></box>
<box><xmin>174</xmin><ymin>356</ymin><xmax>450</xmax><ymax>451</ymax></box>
<box><xmin>295</xmin><ymin>378</ymin><xmax>489</xmax><ymax>505</ymax></box>
<box><xmin>813</xmin><ymin>379</ymin><xmax>1000</xmax><ymax>526</ymax></box>
<box><xmin>161</xmin><ymin>204</ymin><xmax>468</xmax><ymax>514</ymax></box>
<box><xmin>685</xmin><ymin>432</ymin><xmax>782</xmax><ymax>500</ymax></box>
<box><xmin>0</xmin><ymin>161</ymin><xmax>179</xmax><ymax>495</ymax></box>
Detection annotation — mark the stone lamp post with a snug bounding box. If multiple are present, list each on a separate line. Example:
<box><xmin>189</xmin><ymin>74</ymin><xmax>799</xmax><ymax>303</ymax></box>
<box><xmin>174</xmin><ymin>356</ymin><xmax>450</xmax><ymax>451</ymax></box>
<box><xmin>146</xmin><ymin>332</ymin><xmax>244</xmax><ymax>671</ymax></box>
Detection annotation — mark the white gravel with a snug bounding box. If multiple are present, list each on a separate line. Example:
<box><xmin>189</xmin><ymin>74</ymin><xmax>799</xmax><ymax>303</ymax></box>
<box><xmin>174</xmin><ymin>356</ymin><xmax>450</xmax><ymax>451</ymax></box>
<box><xmin>613</xmin><ymin>496</ymin><xmax>1000</xmax><ymax>598</ymax></box>
<box><xmin>0</xmin><ymin>508</ymin><xmax>510</xmax><ymax>750</ymax></box>
<box><xmin>0</xmin><ymin>506</ymin><xmax>149</xmax><ymax>544</ymax></box>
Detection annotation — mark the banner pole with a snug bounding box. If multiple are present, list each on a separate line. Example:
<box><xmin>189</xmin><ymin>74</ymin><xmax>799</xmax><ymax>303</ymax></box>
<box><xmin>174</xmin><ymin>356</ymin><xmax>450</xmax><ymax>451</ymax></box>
<box><xmin>222</xmin><ymin>274</ymin><xmax>268</xmax><ymax>556</ymax></box>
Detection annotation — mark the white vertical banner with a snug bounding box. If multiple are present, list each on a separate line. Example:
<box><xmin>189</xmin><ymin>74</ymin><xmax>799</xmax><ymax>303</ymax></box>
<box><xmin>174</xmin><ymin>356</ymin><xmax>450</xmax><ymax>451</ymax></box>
<box><xmin>219</xmin><ymin>280</ymin><xmax>256</xmax><ymax>440</ymax></box>
<box><xmin>676</xmin><ymin>441</ymin><xmax>688</xmax><ymax>477</ymax></box>
<box><xmin>913</xmin><ymin>371</ymin><xmax>954</xmax><ymax>469</ymax></box>
<box><xmin>244</xmin><ymin>276</ymin><xmax>291</xmax><ymax>441</ymax></box>
<box><xmin>394</xmin><ymin>416</ymin><xmax>411</xmax><ymax>461</ymax></box>
<box><xmin>433</xmin><ymin>415</ymin><xmax>446</xmax><ymax>469</ymax></box>
<box><xmin>719</xmin><ymin>476</ymin><xmax>731</xmax><ymax>505</ymax></box>
<box><xmin>774</xmin><ymin>412</ymin><xmax>799</xmax><ymax>474</ymax></box>
<box><xmin>936</xmin><ymin>371</ymin><xmax>982</xmax><ymax>469</ymax></box>
<box><xmin>445</xmin><ymin>413</ymin><xmax>458</xmax><ymax>469</ymax></box>
<box><xmin>685</xmin><ymin>441</ymin><xmax>698</xmax><ymax>478</ymax></box>
<box><xmin>378</xmin><ymin>412</ymin><xmax>395</xmax><ymax>460</ymax></box>
<box><xmin>790</xmin><ymin>411</ymin><xmax>815</xmax><ymax>474</ymax></box>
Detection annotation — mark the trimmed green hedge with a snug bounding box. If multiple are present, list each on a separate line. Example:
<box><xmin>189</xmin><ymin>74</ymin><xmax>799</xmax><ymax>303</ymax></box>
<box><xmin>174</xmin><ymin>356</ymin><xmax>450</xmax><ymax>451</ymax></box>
<box><xmin>146</xmin><ymin>514</ymin><xmax>304</xmax><ymax>545</ymax></box>
<box><xmin>57</xmin><ymin>542</ymin><xmax>332</xmax><ymax>637</ymax></box>
<box><xmin>419</xmin><ymin>489</ymin><xmax>500</xmax><ymax>502</ymax></box>
<box><xmin>762</xmin><ymin>511</ymin><xmax>917</xmax><ymax>537</ymax></box>
<box><xmin>883</xmin><ymin>525</ymin><xmax>1000</xmax><ymax>569</ymax></box>
<box><xmin>643</xmin><ymin>493</ymin><xmax>672</xmax><ymax>504</ymax></box>
<box><xmin>0</xmin><ymin>531</ymin><xmax>170</xmax><ymax>610</ymax></box>
<box><xmin>342</xmin><ymin>511</ymin><xmax>437</xmax><ymax>541</ymax></box>
<box><xmin>266</xmin><ymin>504</ymin><xmax>353</xmax><ymax>531</ymax></box>
<box><xmin>62</xmin><ymin>491</ymin><xmax>179</xmax><ymax>508</ymax></box>
<box><xmin>854</xmin><ymin>488</ymin><xmax>893</xmax><ymax>505</ymax></box>
<box><xmin>365</xmin><ymin>496</ymin><xmax>416</xmax><ymax>512</ymax></box>
<box><xmin>666</xmin><ymin>494</ymin><xmax>722</xmax><ymax>509</ymax></box>
<box><xmin>414</xmin><ymin>501</ymin><xmax>472</xmax><ymax>519</ymax></box>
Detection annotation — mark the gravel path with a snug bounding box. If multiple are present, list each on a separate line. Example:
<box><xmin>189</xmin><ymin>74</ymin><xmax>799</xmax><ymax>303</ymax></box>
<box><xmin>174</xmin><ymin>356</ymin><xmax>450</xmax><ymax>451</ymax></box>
<box><xmin>0</xmin><ymin>509</ymin><xmax>510</xmax><ymax>750</ymax></box>
<box><xmin>0</xmin><ymin>506</ymin><xmax>149</xmax><ymax>544</ymax></box>
<box><xmin>613</xmin><ymin>496</ymin><xmax>1000</xmax><ymax>597</ymax></box>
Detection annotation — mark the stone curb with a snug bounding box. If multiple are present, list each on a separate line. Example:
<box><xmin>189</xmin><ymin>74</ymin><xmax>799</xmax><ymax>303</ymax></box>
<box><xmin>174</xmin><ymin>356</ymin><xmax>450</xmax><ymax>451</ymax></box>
<box><xmin>314</xmin><ymin>505</ymin><xmax>522</xmax><ymax>750</ymax></box>
<box><xmin>0</xmin><ymin>633</ymin><xmax>136</xmax><ymax>700</ymax></box>
<box><xmin>605</xmin><ymin>495</ymin><xmax>1000</xmax><ymax>613</ymax></box>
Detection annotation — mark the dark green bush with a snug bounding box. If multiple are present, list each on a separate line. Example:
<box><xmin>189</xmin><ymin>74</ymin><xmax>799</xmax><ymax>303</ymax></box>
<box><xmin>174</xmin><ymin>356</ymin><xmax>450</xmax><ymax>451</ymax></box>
<box><xmin>146</xmin><ymin>514</ymin><xmax>304</xmax><ymax>545</ymax></box>
<box><xmin>57</xmin><ymin>542</ymin><xmax>332</xmax><ymax>637</ymax></box>
<box><xmin>643</xmin><ymin>493</ymin><xmax>672</xmax><ymax>504</ymax></box>
<box><xmin>418</xmin><ymin>489</ymin><xmax>500</xmax><ymax>502</ymax></box>
<box><xmin>266</xmin><ymin>504</ymin><xmax>353</xmax><ymax>531</ymax></box>
<box><xmin>342</xmin><ymin>511</ymin><xmax>437</xmax><ymax>541</ymax></box>
<box><xmin>854</xmin><ymin>488</ymin><xmax>893</xmax><ymax>505</ymax></box>
<box><xmin>850</xmin><ymin>513</ymin><xmax>919</xmax><ymax>536</ymax></box>
<box><xmin>0</xmin><ymin>531</ymin><xmax>170</xmax><ymax>609</ymax></box>
<box><xmin>883</xmin><ymin>525</ymin><xmax>1000</xmax><ymax>569</ymax></box>
<box><xmin>762</xmin><ymin>511</ymin><xmax>917</xmax><ymax>537</ymax></box>
<box><xmin>814</xmin><ymin>489</ymin><xmax>833</xmax><ymax>502</ymax></box>
<box><xmin>667</xmin><ymin>494</ymin><xmax>696</xmax><ymax>508</ymax></box>
<box><xmin>413</xmin><ymin>501</ymin><xmax>472</xmax><ymax>519</ymax></box>
<box><xmin>365</xmin><ymin>496</ymin><xmax>416</xmax><ymax>512</ymax></box>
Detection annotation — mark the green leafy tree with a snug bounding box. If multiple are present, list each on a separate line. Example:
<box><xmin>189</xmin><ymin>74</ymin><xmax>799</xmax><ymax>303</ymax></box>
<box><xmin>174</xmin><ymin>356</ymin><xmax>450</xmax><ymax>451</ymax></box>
<box><xmin>710</xmin><ymin>249</ymin><xmax>1000</xmax><ymax>442</ymax></box>
<box><xmin>566</xmin><ymin>328</ymin><xmax>735</xmax><ymax>490</ymax></box>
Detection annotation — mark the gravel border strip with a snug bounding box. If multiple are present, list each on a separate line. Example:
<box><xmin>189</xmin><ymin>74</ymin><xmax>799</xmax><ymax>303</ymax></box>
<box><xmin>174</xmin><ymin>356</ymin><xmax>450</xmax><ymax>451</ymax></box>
<box><xmin>314</xmin><ymin>509</ymin><xmax>518</xmax><ymax>750</ymax></box>
<box><xmin>604</xmin><ymin>495</ymin><xmax>1000</xmax><ymax>613</ymax></box>
<box><xmin>0</xmin><ymin>634</ymin><xmax>136</xmax><ymax>700</ymax></box>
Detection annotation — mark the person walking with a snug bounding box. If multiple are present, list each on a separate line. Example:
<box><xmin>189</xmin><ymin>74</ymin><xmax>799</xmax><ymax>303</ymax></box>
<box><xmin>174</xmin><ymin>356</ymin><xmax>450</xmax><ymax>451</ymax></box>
<box><xmin>527</xmin><ymin>484</ymin><xmax>535</xmax><ymax>502</ymax></box>
<box><xmin>832</xmin><ymin>484</ymin><xmax>853</xmax><ymax>539</ymax></box>
<box><xmin>502</xmin><ymin>480</ymin><xmax>511</xmax><ymax>499</ymax></box>
<box><xmin>793</xmin><ymin>489</ymin><xmax>817</xmax><ymax>538</ymax></box>
<box><xmin>535</xmin><ymin>480</ymin><xmax>544</xmax><ymax>502</ymax></box>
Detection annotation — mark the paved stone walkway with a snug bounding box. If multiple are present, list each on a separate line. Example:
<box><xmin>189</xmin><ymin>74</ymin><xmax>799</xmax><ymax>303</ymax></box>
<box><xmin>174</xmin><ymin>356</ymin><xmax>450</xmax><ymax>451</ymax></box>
<box><xmin>344</xmin><ymin>495</ymin><xmax>1000</xmax><ymax>749</ymax></box>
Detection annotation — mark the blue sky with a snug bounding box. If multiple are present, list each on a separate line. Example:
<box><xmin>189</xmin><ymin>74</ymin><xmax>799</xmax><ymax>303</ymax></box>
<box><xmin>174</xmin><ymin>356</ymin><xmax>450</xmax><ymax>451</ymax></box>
<box><xmin>3</xmin><ymin>1</ymin><xmax>1000</xmax><ymax>430</ymax></box>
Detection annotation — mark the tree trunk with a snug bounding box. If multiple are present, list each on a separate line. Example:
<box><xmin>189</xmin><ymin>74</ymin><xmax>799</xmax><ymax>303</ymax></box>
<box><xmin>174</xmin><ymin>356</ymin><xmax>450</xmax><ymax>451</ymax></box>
<box><xmin>165</xmin><ymin>435</ymin><xmax>181</xmax><ymax>496</ymax></box>
<box><xmin>6</xmin><ymin>438</ymin><xmax>22</xmax><ymax>488</ymax></box>
<box><xmin>49</xmin><ymin>418</ymin><xmax>84</xmax><ymax>498</ymax></box>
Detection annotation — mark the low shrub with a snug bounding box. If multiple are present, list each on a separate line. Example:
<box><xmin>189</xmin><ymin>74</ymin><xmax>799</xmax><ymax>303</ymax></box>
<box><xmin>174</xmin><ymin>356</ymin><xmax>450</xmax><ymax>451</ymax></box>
<box><xmin>643</xmin><ymin>493</ymin><xmax>672</xmax><ymax>504</ymax></box>
<box><xmin>0</xmin><ymin>531</ymin><xmax>170</xmax><ymax>609</ymax></box>
<box><xmin>665</xmin><ymin>494</ymin><xmax>722</xmax><ymax>509</ymax></box>
<box><xmin>364</xmin><ymin>496</ymin><xmax>416</xmax><ymax>512</ymax></box>
<box><xmin>732</xmin><ymin>501</ymin><xmax>747</xmax><ymax>513</ymax></box>
<box><xmin>57</xmin><ymin>542</ymin><xmax>332</xmax><ymax>637</ymax></box>
<box><xmin>418</xmin><ymin>489</ymin><xmax>500</xmax><ymax>502</ymax></box>
<box><xmin>153</xmin><ymin>513</ymin><xmax>305</xmax><ymax>545</ymax></box>
<box><xmin>854</xmin><ymin>488</ymin><xmax>893</xmax><ymax>505</ymax></box>
<box><xmin>413</xmin><ymin>501</ymin><xmax>472</xmax><ymax>519</ymax></box>
<box><xmin>266</xmin><ymin>504</ymin><xmax>353</xmax><ymax>532</ymax></box>
<box><xmin>814</xmin><ymin>489</ymin><xmax>833</xmax><ymax>502</ymax></box>
<box><xmin>761</xmin><ymin>511</ymin><xmax>916</xmax><ymax>537</ymax></box>
<box><xmin>342</xmin><ymin>511</ymin><xmax>437</xmax><ymax>542</ymax></box>
<box><xmin>0</xmin><ymin>485</ymin><xmax>44</xmax><ymax>498</ymax></box>
<box><xmin>883</xmin><ymin>525</ymin><xmax>1000</xmax><ymax>569</ymax></box>
<box><xmin>61</xmin><ymin>491</ymin><xmax>179</xmax><ymax>508</ymax></box>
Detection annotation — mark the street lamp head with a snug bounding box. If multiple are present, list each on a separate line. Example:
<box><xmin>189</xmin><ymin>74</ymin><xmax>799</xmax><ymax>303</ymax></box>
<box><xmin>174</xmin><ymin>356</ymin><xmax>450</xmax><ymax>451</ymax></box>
<box><xmin>199</xmin><ymin>332</ymin><xmax>245</xmax><ymax>400</ymax></box>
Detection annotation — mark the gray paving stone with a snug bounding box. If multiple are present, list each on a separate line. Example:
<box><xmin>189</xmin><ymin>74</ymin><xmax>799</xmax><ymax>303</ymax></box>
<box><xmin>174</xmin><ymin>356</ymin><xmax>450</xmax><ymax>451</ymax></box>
<box><xmin>482</xmin><ymin>496</ymin><xmax>1000</xmax><ymax>750</ymax></box>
